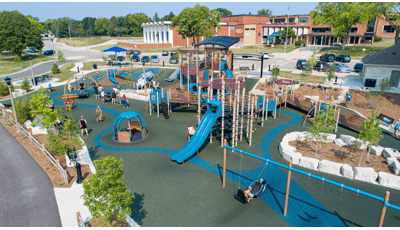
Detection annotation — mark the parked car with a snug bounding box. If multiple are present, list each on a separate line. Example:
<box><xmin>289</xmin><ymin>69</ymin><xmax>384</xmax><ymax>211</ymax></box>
<box><xmin>151</xmin><ymin>55</ymin><xmax>159</xmax><ymax>63</ymax></box>
<box><xmin>169</xmin><ymin>57</ymin><xmax>179</xmax><ymax>64</ymax></box>
<box><xmin>314</xmin><ymin>61</ymin><xmax>331</xmax><ymax>72</ymax></box>
<box><xmin>320</xmin><ymin>53</ymin><xmax>336</xmax><ymax>62</ymax></box>
<box><xmin>296</xmin><ymin>59</ymin><xmax>306</xmax><ymax>69</ymax></box>
<box><xmin>162</xmin><ymin>50</ymin><xmax>169</xmax><ymax>56</ymax></box>
<box><xmin>260</xmin><ymin>52</ymin><xmax>270</xmax><ymax>59</ymax></box>
<box><xmin>106</xmin><ymin>55</ymin><xmax>116</xmax><ymax>61</ymax></box>
<box><xmin>131</xmin><ymin>54</ymin><xmax>140</xmax><ymax>62</ymax></box>
<box><xmin>26</xmin><ymin>48</ymin><xmax>39</xmax><ymax>53</ymax></box>
<box><xmin>126</xmin><ymin>50</ymin><xmax>135</xmax><ymax>55</ymax></box>
<box><xmin>170</xmin><ymin>50</ymin><xmax>176</xmax><ymax>56</ymax></box>
<box><xmin>331</xmin><ymin>42</ymin><xmax>342</xmax><ymax>47</ymax></box>
<box><xmin>116</xmin><ymin>56</ymin><xmax>125</xmax><ymax>61</ymax></box>
<box><xmin>141</xmin><ymin>56</ymin><xmax>149</xmax><ymax>63</ymax></box>
<box><xmin>336</xmin><ymin>54</ymin><xmax>351</xmax><ymax>63</ymax></box>
<box><xmin>134</xmin><ymin>50</ymin><xmax>141</xmax><ymax>55</ymax></box>
<box><xmin>354</xmin><ymin>63</ymin><xmax>364</xmax><ymax>73</ymax></box>
<box><xmin>43</xmin><ymin>50</ymin><xmax>54</xmax><ymax>56</ymax></box>
<box><xmin>335</xmin><ymin>63</ymin><xmax>352</xmax><ymax>73</ymax></box>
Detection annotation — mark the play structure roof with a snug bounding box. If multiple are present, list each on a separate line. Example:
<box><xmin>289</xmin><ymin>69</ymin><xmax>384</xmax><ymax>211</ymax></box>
<box><xmin>101</xmin><ymin>46</ymin><xmax>129</xmax><ymax>53</ymax></box>
<box><xmin>118</xmin><ymin>111</ymin><xmax>140</xmax><ymax>119</ymax></box>
<box><xmin>194</xmin><ymin>36</ymin><xmax>240</xmax><ymax>48</ymax></box>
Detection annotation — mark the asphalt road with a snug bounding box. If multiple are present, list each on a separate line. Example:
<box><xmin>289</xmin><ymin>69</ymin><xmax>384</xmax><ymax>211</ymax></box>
<box><xmin>0</xmin><ymin>123</ymin><xmax>62</xmax><ymax>227</ymax></box>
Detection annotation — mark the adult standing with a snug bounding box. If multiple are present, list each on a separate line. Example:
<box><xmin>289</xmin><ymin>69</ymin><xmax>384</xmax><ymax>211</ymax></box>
<box><xmin>101</xmin><ymin>90</ymin><xmax>105</xmax><ymax>103</ymax></box>
<box><xmin>79</xmin><ymin>116</ymin><xmax>89</xmax><ymax>136</ymax></box>
<box><xmin>111</xmin><ymin>90</ymin><xmax>117</xmax><ymax>104</ymax></box>
<box><xmin>121</xmin><ymin>94</ymin><xmax>129</xmax><ymax>108</ymax></box>
<box><xmin>393</xmin><ymin>119</ymin><xmax>400</xmax><ymax>139</ymax></box>
<box><xmin>345</xmin><ymin>92</ymin><xmax>352</xmax><ymax>106</ymax></box>
<box><xmin>93</xmin><ymin>84</ymin><xmax>99</xmax><ymax>99</ymax></box>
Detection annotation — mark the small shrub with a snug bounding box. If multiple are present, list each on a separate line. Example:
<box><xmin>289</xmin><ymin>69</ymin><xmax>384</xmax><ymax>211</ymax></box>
<box><xmin>295</xmin><ymin>39</ymin><xmax>303</xmax><ymax>46</ymax></box>
<box><xmin>52</xmin><ymin>62</ymin><xmax>61</xmax><ymax>74</ymax></box>
<box><xmin>334</xmin><ymin>88</ymin><xmax>338</xmax><ymax>91</ymax></box>
<box><xmin>384</xmin><ymin>169</ymin><xmax>389</xmax><ymax>172</ymax></box>
<box><xmin>59</xmin><ymin>183</ymin><xmax>64</xmax><ymax>186</ymax></box>
<box><xmin>53</xmin><ymin>169</ymin><xmax>56</xmax><ymax>171</ymax></box>
<box><xmin>300</xmin><ymin>83</ymin><xmax>304</xmax><ymax>86</ymax></box>
<box><xmin>14</xmin><ymin>97</ymin><xmax>31</xmax><ymax>123</ymax></box>
<box><xmin>21</xmin><ymin>78</ymin><xmax>32</xmax><ymax>91</ymax></box>
<box><xmin>14</xmin><ymin>56</ymin><xmax>22</xmax><ymax>67</ymax></box>
<box><xmin>0</xmin><ymin>82</ymin><xmax>15</xmax><ymax>96</ymax></box>
<box><xmin>58</xmin><ymin>51</ymin><xmax>66</xmax><ymax>63</ymax></box>
<box><xmin>38</xmin><ymin>50</ymin><xmax>44</xmax><ymax>58</ymax></box>
<box><xmin>374</xmin><ymin>37</ymin><xmax>382</xmax><ymax>42</ymax></box>
<box><xmin>312</xmin><ymin>86</ymin><xmax>316</xmax><ymax>89</ymax></box>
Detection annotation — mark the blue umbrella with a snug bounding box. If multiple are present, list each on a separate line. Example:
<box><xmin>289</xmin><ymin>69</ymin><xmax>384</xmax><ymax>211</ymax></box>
<box><xmin>101</xmin><ymin>46</ymin><xmax>130</xmax><ymax>61</ymax></box>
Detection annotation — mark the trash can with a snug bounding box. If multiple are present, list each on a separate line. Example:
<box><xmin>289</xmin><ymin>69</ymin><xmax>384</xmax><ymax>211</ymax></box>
<box><xmin>93</xmin><ymin>63</ymin><xmax>97</xmax><ymax>69</ymax></box>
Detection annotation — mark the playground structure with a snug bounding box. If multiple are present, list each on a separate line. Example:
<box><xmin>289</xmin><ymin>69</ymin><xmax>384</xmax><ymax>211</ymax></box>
<box><xmin>113</xmin><ymin>111</ymin><xmax>148</xmax><ymax>143</ymax></box>
<box><xmin>63</xmin><ymin>74</ymin><xmax>99</xmax><ymax>100</ymax></box>
<box><xmin>222</xmin><ymin>144</ymin><xmax>400</xmax><ymax>227</ymax></box>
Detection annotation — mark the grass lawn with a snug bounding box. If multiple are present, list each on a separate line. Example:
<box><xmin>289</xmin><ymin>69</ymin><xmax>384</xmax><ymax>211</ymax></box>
<box><xmin>231</xmin><ymin>44</ymin><xmax>299</xmax><ymax>55</ymax></box>
<box><xmin>279</xmin><ymin>70</ymin><xmax>326</xmax><ymax>84</ymax></box>
<box><xmin>57</xmin><ymin>37</ymin><xmax>112</xmax><ymax>47</ymax></box>
<box><xmin>320</xmin><ymin>39</ymin><xmax>395</xmax><ymax>60</ymax></box>
<box><xmin>31</xmin><ymin>62</ymin><xmax>77</xmax><ymax>83</ymax></box>
<box><xmin>0</xmin><ymin>51</ymin><xmax>53</xmax><ymax>76</ymax></box>
<box><xmin>81</xmin><ymin>61</ymin><xmax>107</xmax><ymax>70</ymax></box>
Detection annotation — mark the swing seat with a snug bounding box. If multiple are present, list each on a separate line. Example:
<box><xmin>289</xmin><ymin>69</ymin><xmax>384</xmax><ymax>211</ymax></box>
<box><xmin>237</xmin><ymin>189</ymin><xmax>248</xmax><ymax>203</ymax></box>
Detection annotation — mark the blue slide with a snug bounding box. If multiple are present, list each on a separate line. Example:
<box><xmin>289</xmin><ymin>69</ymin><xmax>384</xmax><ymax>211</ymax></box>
<box><xmin>165</xmin><ymin>67</ymin><xmax>180</xmax><ymax>82</ymax></box>
<box><xmin>171</xmin><ymin>100</ymin><xmax>222</xmax><ymax>163</ymax></box>
<box><xmin>108</xmin><ymin>70</ymin><xmax>119</xmax><ymax>85</ymax></box>
<box><xmin>221</xmin><ymin>62</ymin><xmax>233</xmax><ymax>79</ymax></box>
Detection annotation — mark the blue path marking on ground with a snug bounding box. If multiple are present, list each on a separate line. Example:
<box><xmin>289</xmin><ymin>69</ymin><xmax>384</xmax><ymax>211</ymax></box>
<box><xmin>50</xmin><ymin>92</ymin><xmax>345</xmax><ymax>227</ymax></box>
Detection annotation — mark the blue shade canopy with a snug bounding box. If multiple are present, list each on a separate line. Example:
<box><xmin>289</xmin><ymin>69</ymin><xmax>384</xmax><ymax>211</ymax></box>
<box><xmin>119</xmin><ymin>111</ymin><xmax>139</xmax><ymax>119</ymax></box>
<box><xmin>194</xmin><ymin>36</ymin><xmax>240</xmax><ymax>48</ymax></box>
<box><xmin>266</xmin><ymin>32</ymin><xmax>281</xmax><ymax>41</ymax></box>
<box><xmin>101</xmin><ymin>46</ymin><xmax>129</xmax><ymax>53</ymax></box>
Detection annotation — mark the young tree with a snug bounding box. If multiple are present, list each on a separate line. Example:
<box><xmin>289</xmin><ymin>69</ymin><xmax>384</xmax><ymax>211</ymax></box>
<box><xmin>278</xmin><ymin>26</ymin><xmax>296</xmax><ymax>43</ymax></box>
<box><xmin>153</xmin><ymin>12</ymin><xmax>160</xmax><ymax>22</ymax></box>
<box><xmin>82</xmin><ymin>156</ymin><xmax>134</xmax><ymax>227</ymax></box>
<box><xmin>0</xmin><ymin>82</ymin><xmax>15</xmax><ymax>96</ymax></box>
<box><xmin>306</xmin><ymin>104</ymin><xmax>337</xmax><ymax>156</ymax></box>
<box><xmin>108</xmin><ymin>16</ymin><xmax>118</xmax><ymax>37</ymax></box>
<box><xmin>271</xmin><ymin>65</ymin><xmax>279</xmax><ymax>83</ymax></box>
<box><xmin>170</xmin><ymin>5</ymin><xmax>221</xmax><ymax>45</ymax></box>
<box><xmin>125</xmin><ymin>76</ymin><xmax>135</xmax><ymax>89</ymax></box>
<box><xmin>301</xmin><ymin>51</ymin><xmax>317</xmax><ymax>80</ymax></box>
<box><xmin>52</xmin><ymin>62</ymin><xmax>61</xmax><ymax>74</ymax></box>
<box><xmin>29</xmin><ymin>88</ymin><xmax>63</xmax><ymax>129</ymax></box>
<box><xmin>364</xmin><ymin>77</ymin><xmax>391</xmax><ymax>109</ymax></box>
<box><xmin>38</xmin><ymin>50</ymin><xmax>44</xmax><ymax>58</ymax></box>
<box><xmin>102</xmin><ymin>56</ymin><xmax>107</xmax><ymax>64</ymax></box>
<box><xmin>311</xmin><ymin>3</ymin><xmax>376</xmax><ymax>50</ymax></box>
<box><xmin>213</xmin><ymin>8</ymin><xmax>233</xmax><ymax>17</ymax></box>
<box><xmin>58</xmin><ymin>51</ymin><xmax>66</xmax><ymax>63</ymax></box>
<box><xmin>257</xmin><ymin>9</ymin><xmax>273</xmax><ymax>16</ymax></box>
<box><xmin>21</xmin><ymin>78</ymin><xmax>32</xmax><ymax>91</ymax></box>
<box><xmin>173</xmin><ymin>51</ymin><xmax>180</xmax><ymax>61</ymax></box>
<box><xmin>13</xmin><ymin>97</ymin><xmax>31</xmax><ymax>123</ymax></box>
<box><xmin>374</xmin><ymin>3</ymin><xmax>400</xmax><ymax>44</ymax></box>
<box><xmin>14</xmin><ymin>55</ymin><xmax>22</xmax><ymax>68</ymax></box>
<box><xmin>324</xmin><ymin>62</ymin><xmax>336</xmax><ymax>82</ymax></box>
<box><xmin>357</xmin><ymin>109</ymin><xmax>383</xmax><ymax>166</ymax></box>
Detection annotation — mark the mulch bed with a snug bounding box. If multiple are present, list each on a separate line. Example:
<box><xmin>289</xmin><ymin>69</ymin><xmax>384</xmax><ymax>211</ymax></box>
<box><xmin>0</xmin><ymin>89</ymin><xmax>35</xmax><ymax>101</ymax></box>
<box><xmin>0</xmin><ymin>114</ymin><xmax>92</xmax><ymax>188</ymax></box>
<box><xmin>289</xmin><ymin>140</ymin><xmax>396</xmax><ymax>175</ymax></box>
<box><xmin>86</xmin><ymin>216</ymin><xmax>131</xmax><ymax>227</ymax></box>
<box><xmin>294</xmin><ymin>84</ymin><xmax>343</xmax><ymax>101</ymax></box>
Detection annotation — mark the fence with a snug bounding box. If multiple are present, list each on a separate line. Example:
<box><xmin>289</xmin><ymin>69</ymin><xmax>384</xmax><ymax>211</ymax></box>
<box><xmin>0</xmin><ymin>107</ymin><xmax>69</xmax><ymax>185</ymax></box>
<box><xmin>223</xmin><ymin>145</ymin><xmax>400</xmax><ymax>227</ymax></box>
<box><xmin>76</xmin><ymin>212</ymin><xmax>86</xmax><ymax>227</ymax></box>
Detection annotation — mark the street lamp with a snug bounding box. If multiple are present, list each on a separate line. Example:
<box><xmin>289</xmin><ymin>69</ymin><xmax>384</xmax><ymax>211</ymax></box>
<box><xmin>142</xmin><ymin>61</ymin><xmax>147</xmax><ymax>92</ymax></box>
<box><xmin>258</xmin><ymin>32</ymin><xmax>261</xmax><ymax>55</ymax></box>
<box><xmin>29</xmin><ymin>56</ymin><xmax>35</xmax><ymax>86</ymax></box>
<box><xmin>363</xmin><ymin>48</ymin><xmax>366</xmax><ymax>57</ymax></box>
<box><xmin>51</xmin><ymin>39</ymin><xmax>56</xmax><ymax>62</ymax></box>
<box><xmin>4</xmin><ymin>77</ymin><xmax>20</xmax><ymax>133</ymax></box>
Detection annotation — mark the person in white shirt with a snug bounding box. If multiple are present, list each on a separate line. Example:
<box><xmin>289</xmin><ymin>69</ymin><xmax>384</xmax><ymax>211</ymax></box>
<box><xmin>101</xmin><ymin>90</ymin><xmax>105</xmax><ymax>103</ymax></box>
<box><xmin>187</xmin><ymin>123</ymin><xmax>196</xmax><ymax>141</ymax></box>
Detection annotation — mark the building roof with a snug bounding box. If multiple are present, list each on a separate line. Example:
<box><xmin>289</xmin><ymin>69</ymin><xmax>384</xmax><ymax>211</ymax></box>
<box><xmin>361</xmin><ymin>42</ymin><xmax>400</xmax><ymax>66</ymax></box>
<box><xmin>194</xmin><ymin>36</ymin><xmax>240</xmax><ymax>48</ymax></box>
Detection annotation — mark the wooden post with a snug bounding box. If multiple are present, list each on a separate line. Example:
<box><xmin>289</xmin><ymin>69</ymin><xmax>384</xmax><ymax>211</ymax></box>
<box><xmin>223</xmin><ymin>139</ymin><xmax>227</xmax><ymax>187</ymax></box>
<box><xmin>42</xmin><ymin>143</ymin><xmax>45</xmax><ymax>156</ymax></box>
<box><xmin>378</xmin><ymin>191</ymin><xmax>390</xmax><ymax>227</ymax></box>
<box><xmin>232</xmin><ymin>100</ymin><xmax>236</xmax><ymax>148</ymax></box>
<box><xmin>56</xmin><ymin>159</ymin><xmax>60</xmax><ymax>171</ymax></box>
<box><xmin>229</xmin><ymin>93</ymin><xmax>232</xmax><ymax>108</ymax></box>
<box><xmin>265</xmin><ymin>97</ymin><xmax>269</xmax><ymax>121</ymax></box>
<box><xmin>247</xmin><ymin>92</ymin><xmax>251</xmax><ymax>137</ymax></box>
<box><xmin>283</xmin><ymin>160</ymin><xmax>293</xmax><ymax>216</ymax></box>
<box><xmin>156</xmin><ymin>90</ymin><xmax>159</xmax><ymax>117</ymax></box>
<box><xmin>221</xmin><ymin>80</ymin><xmax>225</xmax><ymax>147</ymax></box>
<box><xmin>198</xmin><ymin>85</ymin><xmax>201</xmax><ymax>125</ymax></box>
<box><xmin>180</xmin><ymin>53</ymin><xmax>183</xmax><ymax>89</ymax></box>
<box><xmin>336</xmin><ymin>109</ymin><xmax>340</xmax><ymax>132</ymax></box>
<box><xmin>249</xmin><ymin>97</ymin><xmax>254</xmax><ymax>146</ymax></box>
<box><xmin>274</xmin><ymin>96</ymin><xmax>277</xmax><ymax>119</ymax></box>
<box><xmin>235</xmin><ymin>100</ymin><xmax>239</xmax><ymax>146</ymax></box>
<box><xmin>285</xmin><ymin>86</ymin><xmax>287</xmax><ymax>107</ymax></box>
<box><xmin>240</xmin><ymin>88</ymin><xmax>245</xmax><ymax>142</ymax></box>
<box><xmin>262</xmin><ymin>92</ymin><xmax>266</xmax><ymax>127</ymax></box>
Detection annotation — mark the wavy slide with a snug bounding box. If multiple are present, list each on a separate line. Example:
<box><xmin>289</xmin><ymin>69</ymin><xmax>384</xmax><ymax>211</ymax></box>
<box><xmin>107</xmin><ymin>70</ymin><xmax>119</xmax><ymax>85</ymax></box>
<box><xmin>165</xmin><ymin>67</ymin><xmax>180</xmax><ymax>82</ymax></box>
<box><xmin>171</xmin><ymin>100</ymin><xmax>222</xmax><ymax>163</ymax></box>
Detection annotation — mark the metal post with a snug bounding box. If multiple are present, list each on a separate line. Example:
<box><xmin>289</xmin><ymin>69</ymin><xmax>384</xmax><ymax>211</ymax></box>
<box><xmin>8</xmin><ymin>85</ymin><xmax>20</xmax><ymax>133</ymax></box>
<box><xmin>274</xmin><ymin>96</ymin><xmax>277</xmax><ymax>119</ymax></box>
<box><xmin>221</xmin><ymin>80</ymin><xmax>225</xmax><ymax>147</ymax></box>
<box><xmin>284</xmin><ymin>4</ymin><xmax>290</xmax><ymax>54</ymax></box>
<box><xmin>283</xmin><ymin>160</ymin><xmax>293</xmax><ymax>216</ymax></box>
<box><xmin>378</xmin><ymin>191</ymin><xmax>390</xmax><ymax>227</ymax></box>
<box><xmin>29</xmin><ymin>59</ymin><xmax>35</xmax><ymax>86</ymax></box>
<box><xmin>249</xmin><ymin>97</ymin><xmax>254</xmax><ymax>146</ymax></box>
<box><xmin>235</xmin><ymin>100</ymin><xmax>239</xmax><ymax>146</ymax></box>
<box><xmin>180</xmin><ymin>53</ymin><xmax>183</xmax><ymax>89</ymax></box>
<box><xmin>266</xmin><ymin>97</ymin><xmax>269</xmax><ymax>121</ymax></box>
<box><xmin>246</xmin><ymin>92</ymin><xmax>251</xmax><ymax>137</ymax></box>
<box><xmin>240</xmin><ymin>87</ymin><xmax>245</xmax><ymax>142</ymax></box>
<box><xmin>262</xmin><ymin>92</ymin><xmax>266</xmax><ymax>127</ymax></box>
<box><xmin>156</xmin><ymin>90</ymin><xmax>159</xmax><ymax>117</ymax></box>
<box><xmin>223</xmin><ymin>139</ymin><xmax>227</xmax><ymax>187</ymax></box>
<box><xmin>335</xmin><ymin>109</ymin><xmax>340</xmax><ymax>132</ymax></box>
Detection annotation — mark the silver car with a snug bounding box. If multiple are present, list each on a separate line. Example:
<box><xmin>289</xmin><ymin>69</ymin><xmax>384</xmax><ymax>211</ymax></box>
<box><xmin>335</xmin><ymin>63</ymin><xmax>351</xmax><ymax>73</ymax></box>
<box><xmin>151</xmin><ymin>55</ymin><xmax>159</xmax><ymax>63</ymax></box>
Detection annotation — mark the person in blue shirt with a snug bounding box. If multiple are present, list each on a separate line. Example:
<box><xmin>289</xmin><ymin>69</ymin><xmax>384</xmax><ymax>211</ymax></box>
<box><xmin>393</xmin><ymin>119</ymin><xmax>400</xmax><ymax>139</ymax></box>
<box><xmin>48</xmin><ymin>83</ymin><xmax>53</xmax><ymax>92</ymax></box>
<box><xmin>345</xmin><ymin>92</ymin><xmax>352</xmax><ymax>106</ymax></box>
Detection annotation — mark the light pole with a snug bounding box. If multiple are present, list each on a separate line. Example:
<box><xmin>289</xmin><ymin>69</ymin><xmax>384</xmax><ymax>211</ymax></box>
<box><xmin>51</xmin><ymin>38</ymin><xmax>56</xmax><ymax>62</ymax></box>
<box><xmin>85</xmin><ymin>35</ymin><xmax>89</xmax><ymax>61</ymax></box>
<box><xmin>258</xmin><ymin>32</ymin><xmax>261</xmax><ymax>55</ymax></box>
<box><xmin>29</xmin><ymin>56</ymin><xmax>35</xmax><ymax>86</ymax></box>
<box><xmin>142</xmin><ymin>61</ymin><xmax>147</xmax><ymax>92</ymax></box>
<box><xmin>4</xmin><ymin>77</ymin><xmax>20</xmax><ymax>133</ymax></box>
<box><xmin>284</xmin><ymin>4</ymin><xmax>290</xmax><ymax>54</ymax></box>
<box><xmin>363</xmin><ymin>48</ymin><xmax>366</xmax><ymax>57</ymax></box>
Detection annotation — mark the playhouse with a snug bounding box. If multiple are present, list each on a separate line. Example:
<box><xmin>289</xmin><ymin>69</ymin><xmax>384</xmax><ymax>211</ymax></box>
<box><xmin>113</xmin><ymin>111</ymin><xmax>148</xmax><ymax>143</ymax></box>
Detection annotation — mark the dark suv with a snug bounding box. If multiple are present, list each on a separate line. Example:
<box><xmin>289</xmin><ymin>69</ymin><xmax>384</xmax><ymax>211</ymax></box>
<box><xmin>336</xmin><ymin>54</ymin><xmax>351</xmax><ymax>63</ymax></box>
<box><xmin>296</xmin><ymin>59</ymin><xmax>306</xmax><ymax>69</ymax></box>
<box><xmin>134</xmin><ymin>50</ymin><xmax>141</xmax><ymax>55</ymax></box>
<box><xmin>320</xmin><ymin>54</ymin><xmax>336</xmax><ymax>62</ymax></box>
<box><xmin>354</xmin><ymin>63</ymin><xmax>364</xmax><ymax>73</ymax></box>
<box><xmin>131</xmin><ymin>55</ymin><xmax>140</xmax><ymax>62</ymax></box>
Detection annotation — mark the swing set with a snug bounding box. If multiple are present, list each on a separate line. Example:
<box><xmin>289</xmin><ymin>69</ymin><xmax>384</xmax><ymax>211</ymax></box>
<box><xmin>223</xmin><ymin>144</ymin><xmax>400</xmax><ymax>227</ymax></box>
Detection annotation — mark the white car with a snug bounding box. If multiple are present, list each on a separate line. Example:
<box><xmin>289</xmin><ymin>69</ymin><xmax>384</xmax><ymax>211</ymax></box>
<box><xmin>259</xmin><ymin>52</ymin><xmax>269</xmax><ymax>59</ymax></box>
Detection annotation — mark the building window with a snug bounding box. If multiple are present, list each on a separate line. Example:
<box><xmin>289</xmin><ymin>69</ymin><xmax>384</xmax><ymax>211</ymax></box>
<box><xmin>166</xmin><ymin>31</ymin><xmax>169</xmax><ymax>42</ymax></box>
<box><xmin>250</xmin><ymin>28</ymin><xmax>255</xmax><ymax>30</ymax></box>
<box><xmin>230</xmin><ymin>26</ymin><xmax>235</xmax><ymax>30</ymax></box>
<box><xmin>161</xmin><ymin>31</ymin><xmax>164</xmax><ymax>42</ymax></box>
<box><xmin>350</xmin><ymin>27</ymin><xmax>358</xmax><ymax>33</ymax></box>
<box><xmin>245</xmin><ymin>28</ymin><xmax>250</xmax><ymax>30</ymax></box>
<box><xmin>383</xmin><ymin>25</ymin><xmax>396</xmax><ymax>33</ymax></box>
<box><xmin>299</xmin><ymin>17</ymin><xmax>309</xmax><ymax>23</ymax></box>
<box><xmin>312</xmin><ymin>27</ymin><xmax>330</xmax><ymax>33</ymax></box>
<box><xmin>289</xmin><ymin>18</ymin><xmax>295</xmax><ymax>23</ymax></box>
<box><xmin>153</xmin><ymin>32</ymin><xmax>155</xmax><ymax>41</ymax></box>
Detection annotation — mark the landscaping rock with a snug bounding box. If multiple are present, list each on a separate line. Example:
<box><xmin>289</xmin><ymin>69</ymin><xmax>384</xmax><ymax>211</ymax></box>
<box><xmin>279</xmin><ymin>142</ymin><xmax>296</xmax><ymax>154</ymax></box>
<box><xmin>383</xmin><ymin>148</ymin><xmax>400</xmax><ymax>159</ymax></box>
<box><xmin>333</xmin><ymin>138</ymin><xmax>347</xmax><ymax>147</ymax></box>
<box><xmin>325</xmin><ymin>134</ymin><xmax>337</xmax><ymax>143</ymax></box>
<box><xmin>354</xmin><ymin>167</ymin><xmax>378</xmax><ymax>183</ymax></box>
<box><xmin>318</xmin><ymin>160</ymin><xmax>343</xmax><ymax>175</ymax></box>
<box><xmin>341</xmin><ymin>164</ymin><xmax>354</xmax><ymax>179</ymax></box>
<box><xmin>282</xmin><ymin>151</ymin><xmax>302</xmax><ymax>165</ymax></box>
<box><xmin>339</xmin><ymin>134</ymin><xmax>356</xmax><ymax>145</ymax></box>
<box><xmin>370</xmin><ymin>145</ymin><xmax>384</xmax><ymax>156</ymax></box>
<box><xmin>394</xmin><ymin>161</ymin><xmax>400</xmax><ymax>176</ymax></box>
<box><xmin>299</xmin><ymin>157</ymin><xmax>319</xmax><ymax>170</ymax></box>
<box><xmin>31</xmin><ymin>127</ymin><xmax>47</xmax><ymax>135</ymax></box>
<box><xmin>24</xmin><ymin>120</ymin><xmax>32</xmax><ymax>129</ymax></box>
<box><xmin>354</xmin><ymin>139</ymin><xmax>369</xmax><ymax>150</ymax></box>
<box><xmin>387</xmin><ymin>158</ymin><xmax>398</xmax><ymax>167</ymax></box>
<box><xmin>65</xmin><ymin>153</ymin><xmax>75</xmax><ymax>167</ymax></box>
<box><xmin>378</xmin><ymin>172</ymin><xmax>400</xmax><ymax>189</ymax></box>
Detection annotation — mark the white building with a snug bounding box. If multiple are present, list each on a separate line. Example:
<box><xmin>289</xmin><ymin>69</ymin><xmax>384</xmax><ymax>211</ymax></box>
<box><xmin>141</xmin><ymin>21</ymin><xmax>173</xmax><ymax>44</ymax></box>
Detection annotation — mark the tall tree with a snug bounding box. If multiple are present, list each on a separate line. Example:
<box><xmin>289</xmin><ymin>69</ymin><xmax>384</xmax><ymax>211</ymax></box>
<box><xmin>311</xmin><ymin>2</ymin><xmax>376</xmax><ymax>50</ymax></box>
<box><xmin>126</xmin><ymin>13</ymin><xmax>151</xmax><ymax>36</ymax></box>
<box><xmin>153</xmin><ymin>12</ymin><xmax>160</xmax><ymax>22</ymax></box>
<box><xmin>213</xmin><ymin>8</ymin><xmax>233</xmax><ymax>17</ymax></box>
<box><xmin>278</xmin><ymin>26</ymin><xmax>296</xmax><ymax>43</ymax></box>
<box><xmin>257</xmin><ymin>9</ymin><xmax>273</xmax><ymax>16</ymax></box>
<box><xmin>81</xmin><ymin>17</ymin><xmax>96</xmax><ymax>36</ymax></box>
<box><xmin>0</xmin><ymin>10</ymin><xmax>44</xmax><ymax>56</ymax></box>
<box><xmin>170</xmin><ymin>4</ymin><xmax>221</xmax><ymax>45</ymax></box>
<box><xmin>108</xmin><ymin>16</ymin><xmax>118</xmax><ymax>37</ymax></box>
<box><xmin>94</xmin><ymin>17</ymin><xmax>110</xmax><ymax>36</ymax></box>
<box><xmin>160</xmin><ymin>11</ymin><xmax>175</xmax><ymax>21</ymax></box>
<box><xmin>374</xmin><ymin>3</ymin><xmax>400</xmax><ymax>44</ymax></box>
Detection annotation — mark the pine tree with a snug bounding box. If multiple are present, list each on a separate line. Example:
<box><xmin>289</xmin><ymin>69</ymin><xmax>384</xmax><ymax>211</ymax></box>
<box><xmin>52</xmin><ymin>62</ymin><xmax>61</xmax><ymax>74</ymax></box>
